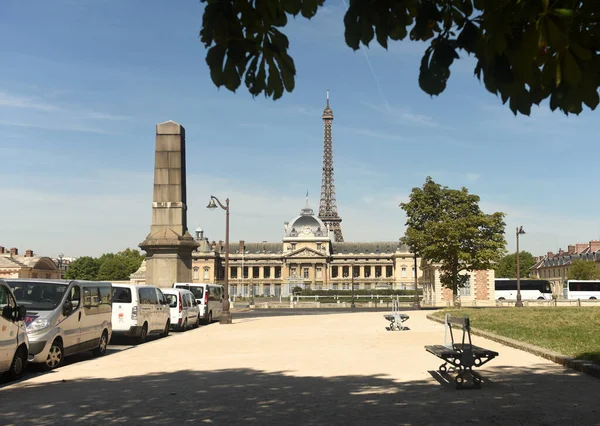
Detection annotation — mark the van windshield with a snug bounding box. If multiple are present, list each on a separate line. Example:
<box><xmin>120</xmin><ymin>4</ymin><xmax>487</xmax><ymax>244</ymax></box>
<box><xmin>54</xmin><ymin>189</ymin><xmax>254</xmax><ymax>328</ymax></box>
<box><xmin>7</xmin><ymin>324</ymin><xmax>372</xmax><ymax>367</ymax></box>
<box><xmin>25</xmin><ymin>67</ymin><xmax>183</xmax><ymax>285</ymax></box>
<box><xmin>7</xmin><ymin>281</ymin><xmax>68</xmax><ymax>311</ymax></box>
<box><xmin>165</xmin><ymin>294</ymin><xmax>178</xmax><ymax>308</ymax></box>
<box><xmin>112</xmin><ymin>287</ymin><xmax>132</xmax><ymax>303</ymax></box>
<box><xmin>175</xmin><ymin>285</ymin><xmax>203</xmax><ymax>300</ymax></box>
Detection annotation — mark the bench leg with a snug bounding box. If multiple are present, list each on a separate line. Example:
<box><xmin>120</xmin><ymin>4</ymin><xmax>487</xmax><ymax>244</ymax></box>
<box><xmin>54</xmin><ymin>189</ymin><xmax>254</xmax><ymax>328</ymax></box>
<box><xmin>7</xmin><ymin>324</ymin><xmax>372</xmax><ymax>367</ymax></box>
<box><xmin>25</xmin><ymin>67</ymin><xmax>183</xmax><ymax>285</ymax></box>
<box><xmin>454</xmin><ymin>370</ymin><xmax>482</xmax><ymax>390</ymax></box>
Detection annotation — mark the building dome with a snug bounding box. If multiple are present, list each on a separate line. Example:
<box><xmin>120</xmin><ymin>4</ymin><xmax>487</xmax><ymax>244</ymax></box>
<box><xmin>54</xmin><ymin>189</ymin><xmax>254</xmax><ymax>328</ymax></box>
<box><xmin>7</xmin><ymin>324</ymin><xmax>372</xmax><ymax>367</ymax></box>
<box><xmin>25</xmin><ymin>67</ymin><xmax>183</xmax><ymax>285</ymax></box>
<box><xmin>284</xmin><ymin>196</ymin><xmax>329</xmax><ymax>239</ymax></box>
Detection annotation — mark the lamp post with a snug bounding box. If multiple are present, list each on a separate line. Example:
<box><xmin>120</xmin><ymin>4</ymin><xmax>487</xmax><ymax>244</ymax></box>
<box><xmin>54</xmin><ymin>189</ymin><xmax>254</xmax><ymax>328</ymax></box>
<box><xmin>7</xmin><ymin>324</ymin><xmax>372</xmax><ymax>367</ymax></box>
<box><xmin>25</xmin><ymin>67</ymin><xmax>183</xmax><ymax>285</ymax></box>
<box><xmin>58</xmin><ymin>253</ymin><xmax>64</xmax><ymax>279</ymax></box>
<box><xmin>207</xmin><ymin>195</ymin><xmax>232</xmax><ymax>324</ymax></box>
<box><xmin>516</xmin><ymin>225</ymin><xmax>526</xmax><ymax>308</ymax></box>
<box><xmin>413</xmin><ymin>249</ymin><xmax>421</xmax><ymax>309</ymax></box>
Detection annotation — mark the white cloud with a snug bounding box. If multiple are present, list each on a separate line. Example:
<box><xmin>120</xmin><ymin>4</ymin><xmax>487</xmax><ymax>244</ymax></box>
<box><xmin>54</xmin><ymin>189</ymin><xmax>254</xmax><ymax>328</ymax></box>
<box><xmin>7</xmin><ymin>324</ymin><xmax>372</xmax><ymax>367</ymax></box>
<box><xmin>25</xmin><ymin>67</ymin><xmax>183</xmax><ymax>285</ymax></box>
<box><xmin>360</xmin><ymin>101</ymin><xmax>438</xmax><ymax>127</ymax></box>
<box><xmin>337</xmin><ymin>126</ymin><xmax>408</xmax><ymax>141</ymax></box>
<box><xmin>466</xmin><ymin>173</ymin><xmax>480</xmax><ymax>182</ymax></box>
<box><xmin>0</xmin><ymin>92</ymin><xmax>60</xmax><ymax>111</ymax></box>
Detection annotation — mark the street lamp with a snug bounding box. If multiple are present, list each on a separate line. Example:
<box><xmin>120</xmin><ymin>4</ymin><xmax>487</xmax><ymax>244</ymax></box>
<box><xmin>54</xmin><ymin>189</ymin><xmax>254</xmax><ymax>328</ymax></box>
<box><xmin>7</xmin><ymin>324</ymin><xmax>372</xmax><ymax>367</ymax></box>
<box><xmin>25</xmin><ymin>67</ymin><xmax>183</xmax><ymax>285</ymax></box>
<box><xmin>58</xmin><ymin>253</ymin><xmax>64</xmax><ymax>279</ymax></box>
<box><xmin>206</xmin><ymin>195</ymin><xmax>233</xmax><ymax>324</ymax></box>
<box><xmin>413</xmin><ymin>249</ymin><xmax>421</xmax><ymax>310</ymax></box>
<box><xmin>516</xmin><ymin>225</ymin><xmax>526</xmax><ymax>308</ymax></box>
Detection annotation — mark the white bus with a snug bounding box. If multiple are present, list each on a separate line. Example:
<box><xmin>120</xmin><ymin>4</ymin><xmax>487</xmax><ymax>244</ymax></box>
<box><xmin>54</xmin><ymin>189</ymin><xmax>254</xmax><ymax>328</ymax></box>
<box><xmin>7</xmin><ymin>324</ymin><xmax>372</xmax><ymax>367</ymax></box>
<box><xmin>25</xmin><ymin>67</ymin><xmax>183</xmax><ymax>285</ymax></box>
<box><xmin>494</xmin><ymin>279</ymin><xmax>553</xmax><ymax>300</ymax></box>
<box><xmin>563</xmin><ymin>280</ymin><xmax>600</xmax><ymax>300</ymax></box>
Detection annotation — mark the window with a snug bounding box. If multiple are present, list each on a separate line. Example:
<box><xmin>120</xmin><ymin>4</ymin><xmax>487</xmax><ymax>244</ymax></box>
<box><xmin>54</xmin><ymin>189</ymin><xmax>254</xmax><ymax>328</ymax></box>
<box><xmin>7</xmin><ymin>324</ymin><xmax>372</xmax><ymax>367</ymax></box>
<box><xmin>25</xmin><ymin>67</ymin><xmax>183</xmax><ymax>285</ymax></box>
<box><xmin>332</xmin><ymin>283</ymin><xmax>338</xmax><ymax>290</ymax></box>
<box><xmin>291</xmin><ymin>243</ymin><xmax>296</xmax><ymax>250</ymax></box>
<box><xmin>316</xmin><ymin>268</ymin><xmax>322</xmax><ymax>279</ymax></box>
<box><xmin>83</xmin><ymin>286</ymin><xmax>100</xmax><ymax>308</ymax></box>
<box><xmin>460</xmin><ymin>277</ymin><xmax>471</xmax><ymax>296</ymax></box>
<box><xmin>401</xmin><ymin>267</ymin><xmax>407</xmax><ymax>278</ymax></box>
<box><xmin>291</xmin><ymin>267</ymin><xmax>297</xmax><ymax>277</ymax></box>
<box><xmin>253</xmin><ymin>266</ymin><xmax>260</xmax><ymax>279</ymax></box>
<box><xmin>365</xmin><ymin>283</ymin><xmax>371</xmax><ymax>290</ymax></box>
<box><xmin>243</xmin><ymin>267</ymin><xmax>249</xmax><ymax>279</ymax></box>
<box><xmin>264</xmin><ymin>267</ymin><xmax>271</xmax><ymax>278</ymax></box>
<box><xmin>303</xmin><ymin>268</ymin><xmax>309</xmax><ymax>279</ymax></box>
<box><xmin>342</xmin><ymin>283</ymin><xmax>349</xmax><ymax>290</ymax></box>
<box><xmin>275</xmin><ymin>267</ymin><xmax>281</xmax><ymax>278</ymax></box>
<box><xmin>364</xmin><ymin>266</ymin><xmax>371</xmax><ymax>278</ymax></box>
<box><xmin>342</xmin><ymin>266</ymin><xmax>349</xmax><ymax>278</ymax></box>
<box><xmin>193</xmin><ymin>267</ymin><xmax>199</xmax><ymax>280</ymax></box>
<box><xmin>332</xmin><ymin>266</ymin><xmax>339</xmax><ymax>278</ymax></box>
<box><xmin>386</xmin><ymin>266</ymin><xmax>393</xmax><ymax>277</ymax></box>
<box><xmin>69</xmin><ymin>286</ymin><xmax>81</xmax><ymax>311</ymax></box>
<box><xmin>230</xmin><ymin>267</ymin><xmax>238</xmax><ymax>279</ymax></box>
<box><xmin>412</xmin><ymin>267</ymin><xmax>416</xmax><ymax>278</ymax></box>
<box><xmin>112</xmin><ymin>287</ymin><xmax>132</xmax><ymax>303</ymax></box>
<box><xmin>264</xmin><ymin>284</ymin><xmax>271</xmax><ymax>296</ymax></box>
<box><xmin>375</xmin><ymin>266</ymin><xmax>382</xmax><ymax>278</ymax></box>
<box><xmin>204</xmin><ymin>268</ymin><xmax>210</xmax><ymax>280</ymax></box>
<box><xmin>317</xmin><ymin>243</ymin><xmax>322</xmax><ymax>251</ymax></box>
<box><xmin>139</xmin><ymin>287</ymin><xmax>158</xmax><ymax>304</ymax></box>
<box><xmin>353</xmin><ymin>266</ymin><xmax>360</xmax><ymax>278</ymax></box>
<box><xmin>0</xmin><ymin>285</ymin><xmax>16</xmax><ymax>314</ymax></box>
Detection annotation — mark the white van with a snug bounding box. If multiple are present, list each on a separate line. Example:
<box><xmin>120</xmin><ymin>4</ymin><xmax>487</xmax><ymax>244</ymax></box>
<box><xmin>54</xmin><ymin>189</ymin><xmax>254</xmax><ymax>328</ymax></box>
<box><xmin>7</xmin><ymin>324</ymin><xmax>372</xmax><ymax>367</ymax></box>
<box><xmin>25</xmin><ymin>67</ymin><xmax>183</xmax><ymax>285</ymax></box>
<box><xmin>173</xmin><ymin>283</ymin><xmax>224</xmax><ymax>324</ymax></box>
<box><xmin>5</xmin><ymin>279</ymin><xmax>112</xmax><ymax>370</ymax></box>
<box><xmin>161</xmin><ymin>288</ymin><xmax>200</xmax><ymax>331</ymax></box>
<box><xmin>111</xmin><ymin>283</ymin><xmax>171</xmax><ymax>343</ymax></box>
<box><xmin>0</xmin><ymin>279</ymin><xmax>29</xmax><ymax>380</ymax></box>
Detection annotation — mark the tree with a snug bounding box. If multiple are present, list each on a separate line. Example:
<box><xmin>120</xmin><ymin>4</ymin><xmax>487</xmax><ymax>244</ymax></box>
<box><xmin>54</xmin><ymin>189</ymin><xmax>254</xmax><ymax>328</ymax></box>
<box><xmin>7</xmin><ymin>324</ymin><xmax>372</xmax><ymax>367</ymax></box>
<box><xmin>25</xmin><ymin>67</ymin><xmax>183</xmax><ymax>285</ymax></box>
<box><xmin>200</xmin><ymin>0</ymin><xmax>600</xmax><ymax>116</ymax></box>
<box><xmin>567</xmin><ymin>259</ymin><xmax>600</xmax><ymax>280</ymax></box>
<box><xmin>400</xmin><ymin>176</ymin><xmax>506</xmax><ymax>304</ymax></box>
<box><xmin>64</xmin><ymin>256</ymin><xmax>100</xmax><ymax>281</ymax></box>
<box><xmin>97</xmin><ymin>257</ymin><xmax>131</xmax><ymax>281</ymax></box>
<box><xmin>494</xmin><ymin>251</ymin><xmax>536</xmax><ymax>278</ymax></box>
<box><xmin>114</xmin><ymin>248</ymin><xmax>145</xmax><ymax>276</ymax></box>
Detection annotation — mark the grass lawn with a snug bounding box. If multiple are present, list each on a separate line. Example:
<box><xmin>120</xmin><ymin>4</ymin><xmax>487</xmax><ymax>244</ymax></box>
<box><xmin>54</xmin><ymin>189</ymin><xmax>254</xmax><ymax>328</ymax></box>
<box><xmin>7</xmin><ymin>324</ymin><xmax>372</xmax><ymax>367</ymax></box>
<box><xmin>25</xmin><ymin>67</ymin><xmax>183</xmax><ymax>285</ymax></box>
<box><xmin>433</xmin><ymin>307</ymin><xmax>600</xmax><ymax>363</ymax></box>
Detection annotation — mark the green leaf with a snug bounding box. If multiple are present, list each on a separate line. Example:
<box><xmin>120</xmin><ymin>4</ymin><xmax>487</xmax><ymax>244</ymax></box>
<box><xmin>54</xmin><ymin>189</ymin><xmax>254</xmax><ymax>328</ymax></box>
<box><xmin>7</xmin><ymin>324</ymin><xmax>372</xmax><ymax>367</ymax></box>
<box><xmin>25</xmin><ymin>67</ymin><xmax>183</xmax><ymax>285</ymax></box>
<box><xmin>563</xmin><ymin>50</ymin><xmax>581</xmax><ymax>86</ymax></box>
<box><xmin>571</xmin><ymin>43</ymin><xmax>592</xmax><ymax>61</ymax></box>
<box><xmin>456</xmin><ymin>21</ymin><xmax>478</xmax><ymax>54</ymax></box>
<box><xmin>359</xmin><ymin>17</ymin><xmax>375</xmax><ymax>46</ymax></box>
<box><xmin>222</xmin><ymin>57</ymin><xmax>241</xmax><ymax>92</ymax></box>
<box><xmin>266</xmin><ymin>56</ymin><xmax>284</xmax><ymax>100</ymax></box>
<box><xmin>281</xmin><ymin>0</ymin><xmax>302</xmax><ymax>15</ymax></box>
<box><xmin>206</xmin><ymin>45</ymin><xmax>227</xmax><ymax>87</ymax></box>
<box><xmin>343</xmin><ymin>9</ymin><xmax>361</xmax><ymax>50</ymax></box>
<box><xmin>300</xmin><ymin>0</ymin><xmax>322</xmax><ymax>19</ymax></box>
<box><xmin>553</xmin><ymin>8</ymin><xmax>574</xmax><ymax>18</ymax></box>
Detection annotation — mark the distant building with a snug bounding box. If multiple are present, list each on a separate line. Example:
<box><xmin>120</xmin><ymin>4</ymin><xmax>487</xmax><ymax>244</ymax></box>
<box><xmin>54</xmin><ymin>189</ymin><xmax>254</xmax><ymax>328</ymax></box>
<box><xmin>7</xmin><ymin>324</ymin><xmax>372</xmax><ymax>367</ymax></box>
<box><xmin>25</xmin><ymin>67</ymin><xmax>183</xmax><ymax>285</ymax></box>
<box><xmin>530</xmin><ymin>240</ymin><xmax>600</xmax><ymax>295</ymax></box>
<box><xmin>0</xmin><ymin>246</ymin><xmax>60</xmax><ymax>279</ymax></box>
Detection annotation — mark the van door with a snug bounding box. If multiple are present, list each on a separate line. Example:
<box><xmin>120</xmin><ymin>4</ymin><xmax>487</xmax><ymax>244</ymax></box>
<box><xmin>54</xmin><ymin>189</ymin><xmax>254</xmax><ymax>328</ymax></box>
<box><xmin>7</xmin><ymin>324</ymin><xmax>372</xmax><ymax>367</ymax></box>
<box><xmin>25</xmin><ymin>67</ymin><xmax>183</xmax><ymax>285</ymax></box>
<box><xmin>61</xmin><ymin>284</ymin><xmax>82</xmax><ymax>355</ymax></box>
<box><xmin>155</xmin><ymin>288</ymin><xmax>169</xmax><ymax>330</ymax></box>
<box><xmin>138</xmin><ymin>287</ymin><xmax>157</xmax><ymax>332</ymax></box>
<box><xmin>0</xmin><ymin>284</ymin><xmax>19</xmax><ymax>371</ymax></box>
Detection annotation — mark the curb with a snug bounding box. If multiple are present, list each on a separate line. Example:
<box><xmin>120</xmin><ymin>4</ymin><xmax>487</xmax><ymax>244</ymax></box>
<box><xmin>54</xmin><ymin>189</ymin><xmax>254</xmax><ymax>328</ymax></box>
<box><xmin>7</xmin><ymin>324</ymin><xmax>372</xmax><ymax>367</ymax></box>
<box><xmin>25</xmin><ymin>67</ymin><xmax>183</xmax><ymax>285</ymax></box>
<box><xmin>426</xmin><ymin>314</ymin><xmax>600</xmax><ymax>379</ymax></box>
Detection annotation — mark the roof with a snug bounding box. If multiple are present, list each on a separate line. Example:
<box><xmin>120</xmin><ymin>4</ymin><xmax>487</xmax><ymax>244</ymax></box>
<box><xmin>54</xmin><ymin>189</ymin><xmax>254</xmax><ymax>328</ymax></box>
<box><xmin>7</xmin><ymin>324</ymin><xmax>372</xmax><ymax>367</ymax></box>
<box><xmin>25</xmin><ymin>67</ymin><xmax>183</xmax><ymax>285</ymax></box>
<box><xmin>331</xmin><ymin>242</ymin><xmax>411</xmax><ymax>255</ymax></box>
<box><xmin>0</xmin><ymin>255</ymin><xmax>57</xmax><ymax>270</ymax></box>
<box><xmin>231</xmin><ymin>242</ymin><xmax>283</xmax><ymax>255</ymax></box>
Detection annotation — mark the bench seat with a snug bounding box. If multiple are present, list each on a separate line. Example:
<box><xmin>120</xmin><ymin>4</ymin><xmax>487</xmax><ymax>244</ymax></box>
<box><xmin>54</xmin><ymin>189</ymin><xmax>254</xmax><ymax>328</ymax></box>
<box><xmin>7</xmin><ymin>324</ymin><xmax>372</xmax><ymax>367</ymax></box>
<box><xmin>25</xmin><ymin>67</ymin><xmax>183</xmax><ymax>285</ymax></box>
<box><xmin>453</xmin><ymin>343</ymin><xmax>498</xmax><ymax>358</ymax></box>
<box><xmin>425</xmin><ymin>344</ymin><xmax>459</xmax><ymax>357</ymax></box>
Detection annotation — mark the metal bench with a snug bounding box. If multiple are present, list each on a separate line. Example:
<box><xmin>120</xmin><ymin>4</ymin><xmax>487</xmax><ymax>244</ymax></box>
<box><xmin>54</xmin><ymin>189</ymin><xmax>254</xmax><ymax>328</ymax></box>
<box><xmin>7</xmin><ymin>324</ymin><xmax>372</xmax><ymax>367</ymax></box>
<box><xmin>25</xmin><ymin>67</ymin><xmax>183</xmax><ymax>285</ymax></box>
<box><xmin>425</xmin><ymin>313</ymin><xmax>498</xmax><ymax>389</ymax></box>
<box><xmin>383</xmin><ymin>300</ymin><xmax>409</xmax><ymax>331</ymax></box>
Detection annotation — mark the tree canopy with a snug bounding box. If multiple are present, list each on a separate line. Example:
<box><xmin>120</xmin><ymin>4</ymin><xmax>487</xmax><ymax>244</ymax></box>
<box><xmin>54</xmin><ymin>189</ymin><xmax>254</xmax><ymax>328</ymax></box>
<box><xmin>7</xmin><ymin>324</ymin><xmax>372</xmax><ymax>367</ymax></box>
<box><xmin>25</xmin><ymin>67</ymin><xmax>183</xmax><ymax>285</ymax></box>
<box><xmin>400</xmin><ymin>176</ymin><xmax>506</xmax><ymax>302</ymax></box>
<box><xmin>494</xmin><ymin>251</ymin><xmax>536</xmax><ymax>278</ymax></box>
<box><xmin>567</xmin><ymin>259</ymin><xmax>600</xmax><ymax>280</ymax></box>
<box><xmin>65</xmin><ymin>249</ymin><xmax>145</xmax><ymax>281</ymax></box>
<box><xmin>200</xmin><ymin>0</ymin><xmax>600</xmax><ymax>116</ymax></box>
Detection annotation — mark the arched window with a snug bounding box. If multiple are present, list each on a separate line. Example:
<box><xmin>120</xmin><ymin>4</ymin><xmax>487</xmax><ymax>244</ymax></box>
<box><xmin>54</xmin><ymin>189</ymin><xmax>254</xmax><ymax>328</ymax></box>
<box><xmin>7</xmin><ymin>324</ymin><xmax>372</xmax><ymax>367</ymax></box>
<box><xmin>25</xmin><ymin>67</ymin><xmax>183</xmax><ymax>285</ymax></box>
<box><xmin>203</xmin><ymin>267</ymin><xmax>210</xmax><ymax>280</ymax></box>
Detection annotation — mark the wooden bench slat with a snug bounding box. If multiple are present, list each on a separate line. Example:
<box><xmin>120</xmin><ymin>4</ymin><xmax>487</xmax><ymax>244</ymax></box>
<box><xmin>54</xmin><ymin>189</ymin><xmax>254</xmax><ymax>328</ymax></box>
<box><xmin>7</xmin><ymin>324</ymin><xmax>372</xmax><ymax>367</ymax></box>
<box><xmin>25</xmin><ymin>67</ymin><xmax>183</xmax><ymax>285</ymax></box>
<box><xmin>425</xmin><ymin>345</ymin><xmax>459</xmax><ymax>357</ymax></box>
<box><xmin>453</xmin><ymin>344</ymin><xmax>499</xmax><ymax>357</ymax></box>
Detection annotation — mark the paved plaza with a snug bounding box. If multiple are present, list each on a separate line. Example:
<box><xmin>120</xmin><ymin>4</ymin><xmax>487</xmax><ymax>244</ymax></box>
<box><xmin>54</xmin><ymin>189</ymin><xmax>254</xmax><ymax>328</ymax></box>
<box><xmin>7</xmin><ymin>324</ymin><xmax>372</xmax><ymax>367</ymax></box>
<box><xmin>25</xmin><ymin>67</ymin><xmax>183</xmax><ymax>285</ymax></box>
<box><xmin>1</xmin><ymin>310</ymin><xmax>599</xmax><ymax>425</ymax></box>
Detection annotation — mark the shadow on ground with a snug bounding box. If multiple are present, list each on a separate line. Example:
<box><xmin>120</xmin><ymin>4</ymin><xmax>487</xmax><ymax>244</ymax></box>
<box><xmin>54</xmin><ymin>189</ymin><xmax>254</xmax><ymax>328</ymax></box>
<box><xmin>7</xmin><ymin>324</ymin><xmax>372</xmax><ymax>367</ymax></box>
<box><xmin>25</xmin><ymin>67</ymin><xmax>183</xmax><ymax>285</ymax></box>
<box><xmin>0</xmin><ymin>365</ymin><xmax>597</xmax><ymax>425</ymax></box>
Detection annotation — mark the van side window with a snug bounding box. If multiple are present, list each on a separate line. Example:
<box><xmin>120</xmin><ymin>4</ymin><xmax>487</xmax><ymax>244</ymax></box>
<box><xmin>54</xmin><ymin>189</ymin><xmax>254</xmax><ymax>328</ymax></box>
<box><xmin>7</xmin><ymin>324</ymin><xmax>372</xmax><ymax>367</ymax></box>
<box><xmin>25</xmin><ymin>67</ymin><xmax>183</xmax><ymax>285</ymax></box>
<box><xmin>69</xmin><ymin>286</ymin><xmax>81</xmax><ymax>311</ymax></box>
<box><xmin>0</xmin><ymin>285</ymin><xmax>17</xmax><ymax>321</ymax></box>
<box><xmin>139</xmin><ymin>287</ymin><xmax>157</xmax><ymax>305</ymax></box>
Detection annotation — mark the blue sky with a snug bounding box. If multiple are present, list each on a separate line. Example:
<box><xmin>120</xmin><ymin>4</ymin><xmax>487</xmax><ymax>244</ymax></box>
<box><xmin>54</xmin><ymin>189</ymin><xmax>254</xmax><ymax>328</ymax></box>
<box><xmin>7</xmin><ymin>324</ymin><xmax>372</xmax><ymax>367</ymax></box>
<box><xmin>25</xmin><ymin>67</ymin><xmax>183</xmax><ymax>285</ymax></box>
<box><xmin>1</xmin><ymin>0</ymin><xmax>597</xmax><ymax>259</ymax></box>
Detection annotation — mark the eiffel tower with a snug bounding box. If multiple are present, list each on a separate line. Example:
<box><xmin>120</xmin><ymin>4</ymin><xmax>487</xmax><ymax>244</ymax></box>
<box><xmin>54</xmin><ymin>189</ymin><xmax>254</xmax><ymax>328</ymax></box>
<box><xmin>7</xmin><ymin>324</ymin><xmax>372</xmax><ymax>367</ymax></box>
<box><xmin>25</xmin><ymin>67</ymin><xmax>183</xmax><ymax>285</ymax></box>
<box><xmin>318</xmin><ymin>90</ymin><xmax>344</xmax><ymax>242</ymax></box>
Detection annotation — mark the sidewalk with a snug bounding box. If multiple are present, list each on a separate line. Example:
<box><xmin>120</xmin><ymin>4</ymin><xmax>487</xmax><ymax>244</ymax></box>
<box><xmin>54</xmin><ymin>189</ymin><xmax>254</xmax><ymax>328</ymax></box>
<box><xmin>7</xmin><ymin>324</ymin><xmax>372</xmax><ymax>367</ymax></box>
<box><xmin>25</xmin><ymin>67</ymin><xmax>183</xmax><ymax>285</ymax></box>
<box><xmin>1</xmin><ymin>310</ymin><xmax>598</xmax><ymax>425</ymax></box>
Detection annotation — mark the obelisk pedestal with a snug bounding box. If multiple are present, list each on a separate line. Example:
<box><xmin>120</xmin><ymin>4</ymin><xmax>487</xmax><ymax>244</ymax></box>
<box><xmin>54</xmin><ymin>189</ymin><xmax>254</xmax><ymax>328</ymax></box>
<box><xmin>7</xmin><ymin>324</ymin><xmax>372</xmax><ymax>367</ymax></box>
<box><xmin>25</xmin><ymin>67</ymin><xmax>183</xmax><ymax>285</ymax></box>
<box><xmin>139</xmin><ymin>121</ymin><xmax>199</xmax><ymax>287</ymax></box>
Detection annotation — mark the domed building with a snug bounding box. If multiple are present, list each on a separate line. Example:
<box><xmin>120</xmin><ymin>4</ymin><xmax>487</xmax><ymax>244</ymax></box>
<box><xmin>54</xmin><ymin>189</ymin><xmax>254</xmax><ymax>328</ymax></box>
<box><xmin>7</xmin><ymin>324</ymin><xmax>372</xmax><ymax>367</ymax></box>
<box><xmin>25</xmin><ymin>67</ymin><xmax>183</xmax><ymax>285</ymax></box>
<box><xmin>190</xmin><ymin>195</ymin><xmax>421</xmax><ymax>298</ymax></box>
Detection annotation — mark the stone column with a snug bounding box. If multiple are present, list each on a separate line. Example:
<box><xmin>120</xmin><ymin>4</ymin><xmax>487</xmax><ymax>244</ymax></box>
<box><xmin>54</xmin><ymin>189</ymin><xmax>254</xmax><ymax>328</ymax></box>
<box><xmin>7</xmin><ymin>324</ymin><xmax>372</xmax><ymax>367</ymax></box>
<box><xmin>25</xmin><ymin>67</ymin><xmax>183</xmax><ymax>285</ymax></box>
<box><xmin>139</xmin><ymin>121</ymin><xmax>199</xmax><ymax>287</ymax></box>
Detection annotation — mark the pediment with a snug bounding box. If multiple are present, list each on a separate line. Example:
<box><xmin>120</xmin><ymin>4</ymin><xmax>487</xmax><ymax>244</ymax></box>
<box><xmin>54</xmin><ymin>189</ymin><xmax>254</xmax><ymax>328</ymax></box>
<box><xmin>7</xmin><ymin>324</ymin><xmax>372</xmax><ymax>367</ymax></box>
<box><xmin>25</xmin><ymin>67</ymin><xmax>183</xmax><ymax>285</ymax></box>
<box><xmin>284</xmin><ymin>247</ymin><xmax>327</xmax><ymax>259</ymax></box>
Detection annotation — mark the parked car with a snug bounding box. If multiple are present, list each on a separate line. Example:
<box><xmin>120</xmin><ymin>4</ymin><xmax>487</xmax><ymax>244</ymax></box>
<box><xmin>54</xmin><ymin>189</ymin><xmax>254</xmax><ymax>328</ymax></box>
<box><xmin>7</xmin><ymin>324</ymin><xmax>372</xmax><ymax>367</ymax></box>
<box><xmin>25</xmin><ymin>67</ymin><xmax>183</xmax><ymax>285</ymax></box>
<box><xmin>161</xmin><ymin>288</ymin><xmax>200</xmax><ymax>331</ymax></box>
<box><xmin>5</xmin><ymin>279</ymin><xmax>112</xmax><ymax>370</ymax></box>
<box><xmin>111</xmin><ymin>283</ymin><xmax>170</xmax><ymax>343</ymax></box>
<box><xmin>0</xmin><ymin>279</ymin><xmax>29</xmax><ymax>380</ymax></box>
<box><xmin>172</xmin><ymin>283</ymin><xmax>224</xmax><ymax>324</ymax></box>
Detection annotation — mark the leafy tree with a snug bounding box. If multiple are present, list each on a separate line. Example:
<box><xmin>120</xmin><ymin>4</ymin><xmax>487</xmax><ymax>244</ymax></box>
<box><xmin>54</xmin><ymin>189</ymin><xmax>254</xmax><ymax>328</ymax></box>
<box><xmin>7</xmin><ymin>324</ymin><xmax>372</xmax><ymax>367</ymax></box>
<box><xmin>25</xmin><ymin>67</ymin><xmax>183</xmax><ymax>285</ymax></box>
<box><xmin>97</xmin><ymin>257</ymin><xmax>131</xmax><ymax>281</ymax></box>
<box><xmin>400</xmin><ymin>176</ymin><xmax>506</xmax><ymax>304</ymax></box>
<box><xmin>201</xmin><ymin>0</ymin><xmax>600</xmax><ymax>116</ymax></box>
<box><xmin>115</xmin><ymin>248</ymin><xmax>146</xmax><ymax>275</ymax></box>
<box><xmin>64</xmin><ymin>256</ymin><xmax>101</xmax><ymax>281</ymax></box>
<box><xmin>567</xmin><ymin>259</ymin><xmax>600</xmax><ymax>280</ymax></box>
<box><xmin>494</xmin><ymin>251</ymin><xmax>536</xmax><ymax>278</ymax></box>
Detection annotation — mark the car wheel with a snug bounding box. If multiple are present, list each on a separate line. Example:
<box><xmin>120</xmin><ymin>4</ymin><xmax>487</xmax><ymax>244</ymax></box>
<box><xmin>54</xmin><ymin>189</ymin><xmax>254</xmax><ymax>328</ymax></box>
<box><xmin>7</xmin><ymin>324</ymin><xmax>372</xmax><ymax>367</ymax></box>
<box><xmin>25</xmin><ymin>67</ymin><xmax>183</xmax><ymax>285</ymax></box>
<box><xmin>6</xmin><ymin>345</ymin><xmax>28</xmax><ymax>380</ymax></box>
<box><xmin>138</xmin><ymin>323</ymin><xmax>148</xmax><ymax>344</ymax></box>
<box><xmin>180</xmin><ymin>319</ymin><xmax>187</xmax><ymax>332</ymax></box>
<box><xmin>195</xmin><ymin>315</ymin><xmax>200</xmax><ymax>328</ymax></box>
<box><xmin>208</xmin><ymin>311</ymin><xmax>213</xmax><ymax>324</ymax></box>
<box><xmin>93</xmin><ymin>330</ymin><xmax>109</xmax><ymax>357</ymax></box>
<box><xmin>45</xmin><ymin>339</ymin><xmax>64</xmax><ymax>370</ymax></box>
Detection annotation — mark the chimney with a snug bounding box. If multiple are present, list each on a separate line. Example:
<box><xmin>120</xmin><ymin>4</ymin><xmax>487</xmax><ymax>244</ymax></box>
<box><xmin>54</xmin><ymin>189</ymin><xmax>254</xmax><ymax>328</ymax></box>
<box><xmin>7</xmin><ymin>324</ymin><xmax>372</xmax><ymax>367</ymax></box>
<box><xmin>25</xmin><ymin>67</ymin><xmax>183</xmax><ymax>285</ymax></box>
<box><xmin>10</xmin><ymin>247</ymin><xmax>18</xmax><ymax>256</ymax></box>
<box><xmin>25</xmin><ymin>249</ymin><xmax>34</xmax><ymax>257</ymax></box>
<box><xmin>589</xmin><ymin>240</ymin><xmax>600</xmax><ymax>253</ymax></box>
<box><xmin>575</xmin><ymin>243</ymin><xmax>588</xmax><ymax>253</ymax></box>
<box><xmin>547</xmin><ymin>251</ymin><xmax>554</xmax><ymax>258</ymax></box>
<box><xmin>0</xmin><ymin>246</ymin><xmax>4</xmax><ymax>254</ymax></box>
<box><xmin>239</xmin><ymin>240</ymin><xmax>245</xmax><ymax>253</ymax></box>
<box><xmin>568</xmin><ymin>245</ymin><xmax>575</xmax><ymax>254</ymax></box>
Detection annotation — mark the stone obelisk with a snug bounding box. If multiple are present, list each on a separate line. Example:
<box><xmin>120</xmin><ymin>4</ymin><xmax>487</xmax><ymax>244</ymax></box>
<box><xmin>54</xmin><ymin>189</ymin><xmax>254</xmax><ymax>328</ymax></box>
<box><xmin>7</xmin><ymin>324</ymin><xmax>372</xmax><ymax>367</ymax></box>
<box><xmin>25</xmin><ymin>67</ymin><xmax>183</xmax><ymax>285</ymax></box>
<box><xmin>139</xmin><ymin>121</ymin><xmax>199</xmax><ymax>287</ymax></box>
